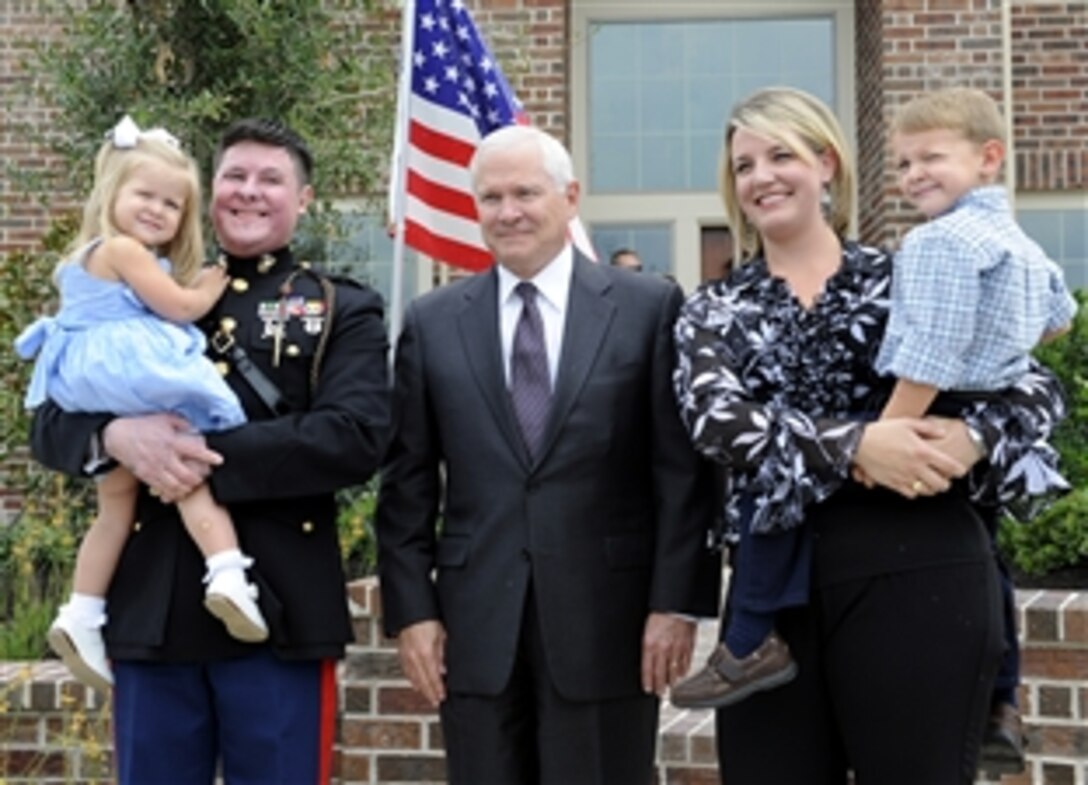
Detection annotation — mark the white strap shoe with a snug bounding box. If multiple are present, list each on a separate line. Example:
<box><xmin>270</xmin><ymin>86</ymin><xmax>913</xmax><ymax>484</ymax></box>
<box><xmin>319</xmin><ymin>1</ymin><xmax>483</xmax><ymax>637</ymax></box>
<box><xmin>47</xmin><ymin>610</ymin><xmax>113</xmax><ymax>693</ymax></box>
<box><xmin>204</xmin><ymin>571</ymin><xmax>269</xmax><ymax>643</ymax></box>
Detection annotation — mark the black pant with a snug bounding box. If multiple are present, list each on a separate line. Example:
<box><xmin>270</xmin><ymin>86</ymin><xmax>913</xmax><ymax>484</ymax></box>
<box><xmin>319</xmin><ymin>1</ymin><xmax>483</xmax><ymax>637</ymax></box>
<box><xmin>440</xmin><ymin>584</ymin><xmax>658</xmax><ymax>785</ymax></box>
<box><xmin>716</xmin><ymin>560</ymin><xmax>1003</xmax><ymax>784</ymax></box>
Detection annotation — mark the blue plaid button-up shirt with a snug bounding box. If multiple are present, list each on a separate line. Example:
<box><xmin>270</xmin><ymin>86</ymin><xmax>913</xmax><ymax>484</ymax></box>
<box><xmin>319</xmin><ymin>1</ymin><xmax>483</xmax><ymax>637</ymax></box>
<box><xmin>876</xmin><ymin>186</ymin><xmax>1076</xmax><ymax>391</ymax></box>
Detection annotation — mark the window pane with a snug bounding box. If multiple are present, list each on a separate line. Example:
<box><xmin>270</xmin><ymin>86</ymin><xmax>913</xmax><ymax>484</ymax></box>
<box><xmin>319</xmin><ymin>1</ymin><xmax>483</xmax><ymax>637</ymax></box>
<box><xmin>1062</xmin><ymin>208</ymin><xmax>1086</xmax><ymax>260</ymax></box>
<box><xmin>589</xmin><ymin>16</ymin><xmax>836</xmax><ymax>193</ymax></box>
<box><xmin>641</xmin><ymin>134</ymin><xmax>687</xmax><ymax>191</ymax></box>
<box><xmin>1017</xmin><ymin>210</ymin><xmax>1061</xmax><ymax>252</ymax></box>
<box><xmin>1018</xmin><ymin>207</ymin><xmax>1088</xmax><ymax>291</ymax></box>
<box><xmin>301</xmin><ymin>211</ymin><xmax>419</xmax><ymax>318</ymax></box>
<box><xmin>590</xmin><ymin>134</ymin><xmax>640</xmax><ymax>191</ymax></box>
<box><xmin>592</xmin><ymin>223</ymin><xmax>673</xmax><ymax>277</ymax></box>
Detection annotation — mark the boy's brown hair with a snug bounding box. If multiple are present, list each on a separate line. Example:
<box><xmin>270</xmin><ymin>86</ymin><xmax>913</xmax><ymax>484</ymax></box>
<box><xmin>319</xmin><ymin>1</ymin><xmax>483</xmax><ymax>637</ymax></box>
<box><xmin>891</xmin><ymin>87</ymin><xmax>1006</xmax><ymax>146</ymax></box>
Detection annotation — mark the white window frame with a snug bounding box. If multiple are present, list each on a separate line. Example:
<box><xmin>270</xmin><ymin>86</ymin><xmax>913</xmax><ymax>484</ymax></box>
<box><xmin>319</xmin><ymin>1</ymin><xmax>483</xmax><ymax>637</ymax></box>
<box><xmin>571</xmin><ymin>0</ymin><xmax>856</xmax><ymax>291</ymax></box>
<box><xmin>1015</xmin><ymin>190</ymin><xmax>1088</xmax><ymax>289</ymax></box>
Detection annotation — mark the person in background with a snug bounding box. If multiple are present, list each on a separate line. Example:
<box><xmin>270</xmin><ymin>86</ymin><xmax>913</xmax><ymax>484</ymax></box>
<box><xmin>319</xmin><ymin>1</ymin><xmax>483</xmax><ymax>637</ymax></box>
<box><xmin>30</xmin><ymin>118</ymin><xmax>390</xmax><ymax>785</ymax></box>
<box><xmin>376</xmin><ymin>124</ymin><xmax>719</xmax><ymax>785</ymax></box>
<box><xmin>609</xmin><ymin>247</ymin><xmax>643</xmax><ymax>271</ymax></box>
<box><xmin>671</xmin><ymin>86</ymin><xmax>1065</xmax><ymax>784</ymax></box>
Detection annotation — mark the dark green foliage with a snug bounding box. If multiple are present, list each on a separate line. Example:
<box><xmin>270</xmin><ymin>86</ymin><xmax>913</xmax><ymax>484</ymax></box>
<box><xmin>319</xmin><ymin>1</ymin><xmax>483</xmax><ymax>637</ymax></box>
<box><xmin>999</xmin><ymin>290</ymin><xmax>1088</xmax><ymax>577</ymax></box>
<box><xmin>14</xmin><ymin>0</ymin><xmax>397</xmax><ymax>207</ymax></box>
<box><xmin>0</xmin><ymin>221</ymin><xmax>96</xmax><ymax>659</ymax></box>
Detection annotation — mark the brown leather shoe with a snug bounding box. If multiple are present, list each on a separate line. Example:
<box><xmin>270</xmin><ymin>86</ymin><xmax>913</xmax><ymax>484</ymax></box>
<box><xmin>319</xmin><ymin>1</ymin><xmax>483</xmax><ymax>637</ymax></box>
<box><xmin>669</xmin><ymin>632</ymin><xmax>798</xmax><ymax>710</ymax></box>
<box><xmin>979</xmin><ymin>702</ymin><xmax>1026</xmax><ymax>775</ymax></box>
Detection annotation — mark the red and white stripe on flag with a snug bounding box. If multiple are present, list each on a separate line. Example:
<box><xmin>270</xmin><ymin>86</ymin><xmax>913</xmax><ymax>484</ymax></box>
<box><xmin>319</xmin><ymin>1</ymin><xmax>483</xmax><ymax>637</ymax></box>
<box><xmin>404</xmin><ymin>93</ymin><xmax>509</xmax><ymax>271</ymax></box>
<box><xmin>398</xmin><ymin>0</ymin><xmax>594</xmax><ymax>272</ymax></box>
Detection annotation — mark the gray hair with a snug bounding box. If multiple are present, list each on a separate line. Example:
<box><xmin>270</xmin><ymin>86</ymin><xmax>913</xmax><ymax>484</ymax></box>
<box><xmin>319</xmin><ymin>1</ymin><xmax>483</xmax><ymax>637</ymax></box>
<box><xmin>469</xmin><ymin>125</ymin><xmax>574</xmax><ymax>191</ymax></box>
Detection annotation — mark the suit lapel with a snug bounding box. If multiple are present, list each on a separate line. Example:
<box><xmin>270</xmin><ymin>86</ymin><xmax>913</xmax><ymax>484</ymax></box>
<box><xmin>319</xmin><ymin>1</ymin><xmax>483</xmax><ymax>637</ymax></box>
<box><xmin>533</xmin><ymin>254</ymin><xmax>615</xmax><ymax>464</ymax></box>
<box><xmin>456</xmin><ymin>269</ymin><xmax>531</xmax><ymax>468</ymax></box>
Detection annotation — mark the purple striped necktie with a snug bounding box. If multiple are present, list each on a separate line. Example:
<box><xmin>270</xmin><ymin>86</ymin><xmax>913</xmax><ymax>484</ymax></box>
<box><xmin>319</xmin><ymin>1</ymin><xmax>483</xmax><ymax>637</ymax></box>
<box><xmin>510</xmin><ymin>282</ymin><xmax>552</xmax><ymax>458</ymax></box>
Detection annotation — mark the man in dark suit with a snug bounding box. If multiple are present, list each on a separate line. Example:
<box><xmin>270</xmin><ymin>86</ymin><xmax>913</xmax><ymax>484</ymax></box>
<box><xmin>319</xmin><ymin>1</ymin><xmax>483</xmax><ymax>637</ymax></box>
<box><xmin>376</xmin><ymin>125</ymin><xmax>719</xmax><ymax>785</ymax></box>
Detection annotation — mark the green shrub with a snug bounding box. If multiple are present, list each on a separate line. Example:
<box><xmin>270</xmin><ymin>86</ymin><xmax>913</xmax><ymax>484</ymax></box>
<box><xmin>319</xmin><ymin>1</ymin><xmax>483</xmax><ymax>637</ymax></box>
<box><xmin>337</xmin><ymin>480</ymin><xmax>379</xmax><ymax>580</ymax></box>
<box><xmin>1</xmin><ymin>223</ymin><xmax>97</xmax><ymax>659</ymax></box>
<box><xmin>998</xmin><ymin>290</ymin><xmax>1088</xmax><ymax>577</ymax></box>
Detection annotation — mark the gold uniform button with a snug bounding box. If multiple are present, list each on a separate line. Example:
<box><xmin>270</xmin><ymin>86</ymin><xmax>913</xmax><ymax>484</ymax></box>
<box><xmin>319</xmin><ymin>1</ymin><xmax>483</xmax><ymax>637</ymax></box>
<box><xmin>133</xmin><ymin>522</ymin><xmax>142</xmax><ymax>532</ymax></box>
<box><xmin>286</xmin><ymin>344</ymin><xmax>301</xmax><ymax>358</ymax></box>
<box><xmin>301</xmin><ymin>521</ymin><xmax>315</xmax><ymax>533</ymax></box>
<box><xmin>215</xmin><ymin>361</ymin><xmax>230</xmax><ymax>376</ymax></box>
<box><xmin>231</xmin><ymin>278</ymin><xmax>249</xmax><ymax>293</ymax></box>
<box><xmin>220</xmin><ymin>316</ymin><xmax>237</xmax><ymax>333</ymax></box>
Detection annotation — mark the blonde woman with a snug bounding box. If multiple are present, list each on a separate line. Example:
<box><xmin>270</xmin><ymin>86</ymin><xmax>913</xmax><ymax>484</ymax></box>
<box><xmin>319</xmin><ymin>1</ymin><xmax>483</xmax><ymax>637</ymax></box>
<box><xmin>671</xmin><ymin>87</ymin><xmax>1064</xmax><ymax>783</ymax></box>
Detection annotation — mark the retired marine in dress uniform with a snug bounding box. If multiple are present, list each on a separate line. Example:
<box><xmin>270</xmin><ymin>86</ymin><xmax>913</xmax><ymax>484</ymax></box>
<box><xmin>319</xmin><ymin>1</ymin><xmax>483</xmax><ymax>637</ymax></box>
<box><xmin>31</xmin><ymin>119</ymin><xmax>389</xmax><ymax>785</ymax></box>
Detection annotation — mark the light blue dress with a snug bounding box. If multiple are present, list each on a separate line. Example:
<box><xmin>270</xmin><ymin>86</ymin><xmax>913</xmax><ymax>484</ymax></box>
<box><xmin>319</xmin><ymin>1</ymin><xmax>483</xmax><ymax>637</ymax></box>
<box><xmin>15</xmin><ymin>239</ymin><xmax>246</xmax><ymax>432</ymax></box>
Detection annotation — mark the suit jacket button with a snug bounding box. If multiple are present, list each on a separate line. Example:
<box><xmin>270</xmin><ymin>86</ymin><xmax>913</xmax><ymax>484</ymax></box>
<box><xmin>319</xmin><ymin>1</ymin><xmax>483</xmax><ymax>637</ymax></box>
<box><xmin>133</xmin><ymin>521</ymin><xmax>142</xmax><ymax>532</ymax></box>
<box><xmin>520</xmin><ymin>548</ymin><xmax>530</xmax><ymax>561</ymax></box>
<box><xmin>301</xmin><ymin>521</ymin><xmax>315</xmax><ymax>533</ymax></box>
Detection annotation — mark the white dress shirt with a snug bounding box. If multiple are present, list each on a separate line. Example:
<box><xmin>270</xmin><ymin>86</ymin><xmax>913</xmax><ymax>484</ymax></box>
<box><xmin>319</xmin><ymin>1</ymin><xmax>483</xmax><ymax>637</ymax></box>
<box><xmin>497</xmin><ymin>245</ymin><xmax>572</xmax><ymax>389</ymax></box>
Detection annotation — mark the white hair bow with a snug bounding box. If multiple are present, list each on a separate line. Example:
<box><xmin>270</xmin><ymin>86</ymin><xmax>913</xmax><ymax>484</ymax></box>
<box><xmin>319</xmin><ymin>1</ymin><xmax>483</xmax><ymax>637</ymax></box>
<box><xmin>108</xmin><ymin>115</ymin><xmax>179</xmax><ymax>149</ymax></box>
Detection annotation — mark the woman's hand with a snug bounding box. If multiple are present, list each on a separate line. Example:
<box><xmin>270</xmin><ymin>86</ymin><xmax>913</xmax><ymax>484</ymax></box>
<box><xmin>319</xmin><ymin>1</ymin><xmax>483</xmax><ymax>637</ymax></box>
<box><xmin>853</xmin><ymin>418</ymin><xmax>969</xmax><ymax>498</ymax></box>
<box><xmin>922</xmin><ymin>416</ymin><xmax>986</xmax><ymax>469</ymax></box>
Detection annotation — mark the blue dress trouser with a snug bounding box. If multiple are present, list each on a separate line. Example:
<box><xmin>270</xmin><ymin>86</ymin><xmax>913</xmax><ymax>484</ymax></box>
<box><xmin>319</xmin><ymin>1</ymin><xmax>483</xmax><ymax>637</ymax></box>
<box><xmin>112</xmin><ymin>651</ymin><xmax>336</xmax><ymax>785</ymax></box>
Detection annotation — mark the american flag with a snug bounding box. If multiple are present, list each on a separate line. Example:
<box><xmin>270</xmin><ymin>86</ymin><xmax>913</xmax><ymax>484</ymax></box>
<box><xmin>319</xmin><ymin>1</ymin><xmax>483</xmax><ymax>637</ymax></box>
<box><xmin>394</xmin><ymin>0</ymin><xmax>594</xmax><ymax>272</ymax></box>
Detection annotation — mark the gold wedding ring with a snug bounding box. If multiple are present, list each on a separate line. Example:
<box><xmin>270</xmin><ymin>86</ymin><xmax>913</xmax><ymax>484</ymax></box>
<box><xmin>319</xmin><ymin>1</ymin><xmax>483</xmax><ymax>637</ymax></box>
<box><xmin>911</xmin><ymin>480</ymin><xmax>925</xmax><ymax>493</ymax></box>
<box><xmin>149</xmin><ymin>487</ymin><xmax>161</xmax><ymax>498</ymax></box>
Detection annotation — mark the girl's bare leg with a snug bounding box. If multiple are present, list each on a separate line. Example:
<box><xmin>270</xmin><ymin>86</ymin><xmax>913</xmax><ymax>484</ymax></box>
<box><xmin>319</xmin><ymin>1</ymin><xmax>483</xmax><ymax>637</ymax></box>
<box><xmin>48</xmin><ymin>467</ymin><xmax>138</xmax><ymax>693</ymax></box>
<box><xmin>177</xmin><ymin>482</ymin><xmax>268</xmax><ymax>643</ymax></box>
<box><xmin>72</xmin><ymin>467</ymin><xmax>139</xmax><ymax>595</ymax></box>
<box><xmin>176</xmin><ymin>483</ymin><xmax>238</xmax><ymax>557</ymax></box>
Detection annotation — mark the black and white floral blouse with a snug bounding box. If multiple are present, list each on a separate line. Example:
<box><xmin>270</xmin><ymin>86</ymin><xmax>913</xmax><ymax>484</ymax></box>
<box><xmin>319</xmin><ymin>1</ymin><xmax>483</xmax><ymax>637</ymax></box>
<box><xmin>673</xmin><ymin>241</ymin><xmax>1067</xmax><ymax>540</ymax></box>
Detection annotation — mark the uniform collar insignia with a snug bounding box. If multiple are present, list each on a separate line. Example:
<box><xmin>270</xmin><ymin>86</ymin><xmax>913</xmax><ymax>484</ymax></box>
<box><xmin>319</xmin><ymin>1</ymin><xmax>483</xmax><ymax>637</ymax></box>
<box><xmin>217</xmin><ymin>246</ymin><xmax>294</xmax><ymax>274</ymax></box>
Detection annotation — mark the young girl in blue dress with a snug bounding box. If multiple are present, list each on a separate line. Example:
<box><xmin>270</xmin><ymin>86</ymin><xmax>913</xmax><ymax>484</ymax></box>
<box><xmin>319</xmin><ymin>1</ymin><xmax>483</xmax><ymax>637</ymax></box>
<box><xmin>16</xmin><ymin>116</ymin><xmax>268</xmax><ymax>692</ymax></box>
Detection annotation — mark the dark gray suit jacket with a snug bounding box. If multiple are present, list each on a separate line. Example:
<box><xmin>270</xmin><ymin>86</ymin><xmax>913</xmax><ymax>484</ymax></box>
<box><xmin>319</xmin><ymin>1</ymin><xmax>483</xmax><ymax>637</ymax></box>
<box><xmin>377</xmin><ymin>254</ymin><xmax>720</xmax><ymax>701</ymax></box>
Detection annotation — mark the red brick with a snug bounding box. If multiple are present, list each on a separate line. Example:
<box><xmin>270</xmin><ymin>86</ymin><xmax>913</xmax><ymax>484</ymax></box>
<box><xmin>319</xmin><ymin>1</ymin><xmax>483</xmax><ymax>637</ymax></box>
<box><xmin>376</xmin><ymin>753</ymin><xmax>447</xmax><ymax>782</ymax></box>
<box><xmin>340</xmin><ymin>717</ymin><xmax>423</xmax><ymax>750</ymax></box>
<box><xmin>378</xmin><ymin>685</ymin><xmax>435</xmax><ymax>715</ymax></box>
<box><xmin>1040</xmin><ymin>761</ymin><xmax>1076</xmax><ymax>785</ymax></box>
<box><xmin>1022</xmin><ymin>647</ymin><xmax>1088</xmax><ymax>679</ymax></box>
<box><xmin>1038</xmin><ymin>684</ymin><xmax>1074</xmax><ymax>718</ymax></box>
<box><xmin>337</xmin><ymin>751</ymin><xmax>371</xmax><ymax>782</ymax></box>
<box><xmin>663</xmin><ymin>765</ymin><xmax>721</xmax><ymax>785</ymax></box>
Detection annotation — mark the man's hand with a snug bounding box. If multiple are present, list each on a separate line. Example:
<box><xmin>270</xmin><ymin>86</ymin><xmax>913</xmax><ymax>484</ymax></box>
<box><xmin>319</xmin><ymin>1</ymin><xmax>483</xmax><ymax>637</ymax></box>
<box><xmin>641</xmin><ymin>612</ymin><xmax>696</xmax><ymax>696</ymax></box>
<box><xmin>396</xmin><ymin>620</ymin><xmax>448</xmax><ymax>708</ymax></box>
<box><xmin>103</xmin><ymin>414</ymin><xmax>222</xmax><ymax>502</ymax></box>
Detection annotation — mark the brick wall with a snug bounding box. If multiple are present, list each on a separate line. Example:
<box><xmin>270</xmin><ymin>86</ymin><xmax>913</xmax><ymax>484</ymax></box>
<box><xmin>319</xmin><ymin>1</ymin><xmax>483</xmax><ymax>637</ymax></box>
<box><xmin>858</xmin><ymin>0</ymin><xmax>1088</xmax><ymax>249</ymax></box>
<box><xmin>1010</xmin><ymin>2</ymin><xmax>1088</xmax><ymax>191</ymax></box>
<box><xmin>3</xmin><ymin>1</ymin><xmax>1085</xmax><ymax>257</ymax></box>
<box><xmin>2</xmin><ymin>578</ymin><xmax>1085</xmax><ymax>784</ymax></box>
<box><xmin>0</xmin><ymin>1</ymin><xmax>70</xmax><ymax>255</ymax></box>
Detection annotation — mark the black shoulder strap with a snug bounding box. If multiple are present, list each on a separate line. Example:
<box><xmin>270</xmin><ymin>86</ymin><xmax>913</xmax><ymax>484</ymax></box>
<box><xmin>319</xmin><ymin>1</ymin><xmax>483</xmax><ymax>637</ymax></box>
<box><xmin>209</xmin><ymin>329</ymin><xmax>289</xmax><ymax>416</ymax></box>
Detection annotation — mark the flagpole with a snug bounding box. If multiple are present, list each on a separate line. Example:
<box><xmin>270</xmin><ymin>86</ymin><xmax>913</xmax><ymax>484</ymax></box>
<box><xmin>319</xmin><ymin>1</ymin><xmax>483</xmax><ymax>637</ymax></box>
<box><xmin>388</xmin><ymin>0</ymin><xmax>417</xmax><ymax>346</ymax></box>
